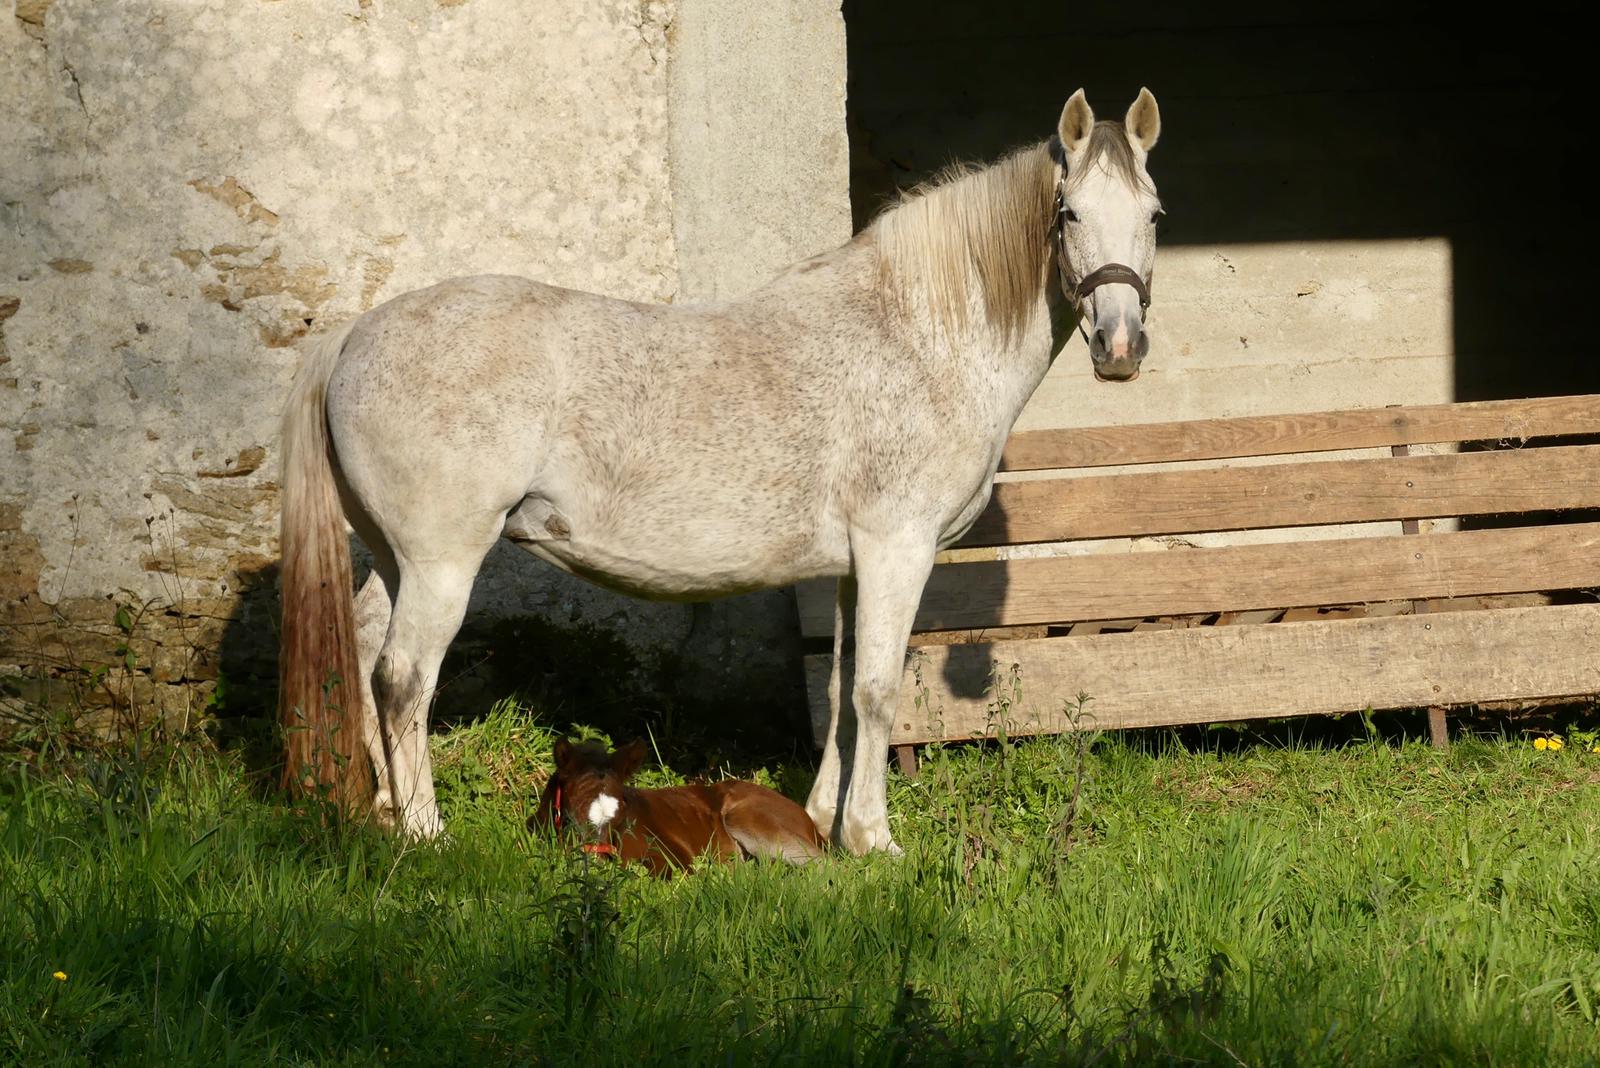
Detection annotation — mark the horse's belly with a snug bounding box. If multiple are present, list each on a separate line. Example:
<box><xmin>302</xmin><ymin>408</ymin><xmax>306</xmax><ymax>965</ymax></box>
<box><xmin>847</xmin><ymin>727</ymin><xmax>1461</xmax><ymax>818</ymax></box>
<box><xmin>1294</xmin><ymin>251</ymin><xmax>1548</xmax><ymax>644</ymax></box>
<box><xmin>505</xmin><ymin>493</ymin><xmax>847</xmax><ymax>601</ymax></box>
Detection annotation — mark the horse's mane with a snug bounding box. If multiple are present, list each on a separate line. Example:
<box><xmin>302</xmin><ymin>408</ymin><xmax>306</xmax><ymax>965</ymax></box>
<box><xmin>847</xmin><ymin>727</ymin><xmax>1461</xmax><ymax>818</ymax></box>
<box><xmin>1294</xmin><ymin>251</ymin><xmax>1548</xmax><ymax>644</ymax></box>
<box><xmin>870</xmin><ymin>121</ymin><xmax>1142</xmax><ymax>341</ymax></box>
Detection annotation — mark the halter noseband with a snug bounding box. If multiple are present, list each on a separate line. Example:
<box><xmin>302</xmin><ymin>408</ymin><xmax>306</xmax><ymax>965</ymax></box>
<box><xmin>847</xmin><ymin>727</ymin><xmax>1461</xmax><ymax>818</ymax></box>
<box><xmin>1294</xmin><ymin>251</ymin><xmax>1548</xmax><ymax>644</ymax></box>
<box><xmin>1048</xmin><ymin>135</ymin><xmax>1153</xmax><ymax>316</ymax></box>
<box><xmin>549</xmin><ymin>782</ymin><xmax>617</xmax><ymax>857</ymax></box>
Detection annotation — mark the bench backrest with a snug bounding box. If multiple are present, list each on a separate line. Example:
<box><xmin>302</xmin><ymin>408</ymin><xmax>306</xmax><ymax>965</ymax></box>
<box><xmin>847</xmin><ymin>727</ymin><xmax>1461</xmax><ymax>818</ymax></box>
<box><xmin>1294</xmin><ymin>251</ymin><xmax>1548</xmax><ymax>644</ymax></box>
<box><xmin>800</xmin><ymin>395</ymin><xmax>1600</xmax><ymax>746</ymax></box>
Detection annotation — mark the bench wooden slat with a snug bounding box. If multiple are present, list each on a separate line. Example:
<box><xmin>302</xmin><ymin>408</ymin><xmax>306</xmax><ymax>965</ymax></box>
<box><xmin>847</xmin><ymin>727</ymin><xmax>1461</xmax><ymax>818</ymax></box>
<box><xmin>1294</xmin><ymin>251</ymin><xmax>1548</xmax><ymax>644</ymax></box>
<box><xmin>961</xmin><ymin>444</ymin><xmax>1600</xmax><ymax>547</ymax></box>
<box><xmin>796</xmin><ymin>521</ymin><xmax>1600</xmax><ymax>638</ymax></box>
<box><xmin>805</xmin><ymin>603</ymin><xmax>1600</xmax><ymax>746</ymax></box>
<box><xmin>1001</xmin><ymin>394</ymin><xmax>1600</xmax><ymax>471</ymax></box>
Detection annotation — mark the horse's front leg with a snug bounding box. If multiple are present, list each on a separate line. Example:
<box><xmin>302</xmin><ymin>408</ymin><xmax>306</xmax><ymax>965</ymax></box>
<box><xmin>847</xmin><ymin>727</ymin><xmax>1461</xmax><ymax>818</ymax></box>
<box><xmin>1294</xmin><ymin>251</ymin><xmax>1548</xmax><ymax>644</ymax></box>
<box><xmin>838</xmin><ymin>531</ymin><xmax>936</xmax><ymax>856</ymax></box>
<box><xmin>806</xmin><ymin>574</ymin><xmax>856</xmax><ymax>841</ymax></box>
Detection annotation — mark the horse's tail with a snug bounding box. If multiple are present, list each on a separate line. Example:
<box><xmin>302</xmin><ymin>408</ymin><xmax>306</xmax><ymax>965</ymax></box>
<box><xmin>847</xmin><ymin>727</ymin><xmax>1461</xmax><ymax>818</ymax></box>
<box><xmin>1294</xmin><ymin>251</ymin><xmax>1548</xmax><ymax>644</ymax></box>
<box><xmin>277</xmin><ymin>318</ymin><xmax>373</xmax><ymax>813</ymax></box>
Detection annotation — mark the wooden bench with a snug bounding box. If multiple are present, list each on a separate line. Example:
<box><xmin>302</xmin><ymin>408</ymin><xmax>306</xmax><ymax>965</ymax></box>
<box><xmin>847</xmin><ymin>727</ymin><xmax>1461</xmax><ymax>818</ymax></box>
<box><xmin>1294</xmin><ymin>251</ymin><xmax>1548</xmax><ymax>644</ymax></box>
<box><xmin>799</xmin><ymin>395</ymin><xmax>1600</xmax><ymax>766</ymax></box>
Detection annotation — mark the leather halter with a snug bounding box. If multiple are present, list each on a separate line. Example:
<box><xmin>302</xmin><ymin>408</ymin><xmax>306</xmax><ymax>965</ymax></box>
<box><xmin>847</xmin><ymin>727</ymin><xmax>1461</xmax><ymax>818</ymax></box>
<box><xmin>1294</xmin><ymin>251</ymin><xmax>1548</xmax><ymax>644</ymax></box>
<box><xmin>550</xmin><ymin>782</ymin><xmax>617</xmax><ymax>857</ymax></box>
<box><xmin>1048</xmin><ymin>135</ymin><xmax>1153</xmax><ymax>314</ymax></box>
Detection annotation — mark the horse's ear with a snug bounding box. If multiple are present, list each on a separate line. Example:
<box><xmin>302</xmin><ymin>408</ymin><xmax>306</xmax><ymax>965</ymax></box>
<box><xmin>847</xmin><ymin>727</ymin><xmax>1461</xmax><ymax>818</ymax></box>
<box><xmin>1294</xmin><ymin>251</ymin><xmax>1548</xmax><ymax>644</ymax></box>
<box><xmin>1057</xmin><ymin>89</ymin><xmax>1095</xmax><ymax>163</ymax></box>
<box><xmin>614</xmin><ymin>739</ymin><xmax>648</xmax><ymax>781</ymax></box>
<box><xmin>1125</xmin><ymin>87</ymin><xmax>1160</xmax><ymax>156</ymax></box>
<box><xmin>552</xmin><ymin>737</ymin><xmax>574</xmax><ymax>771</ymax></box>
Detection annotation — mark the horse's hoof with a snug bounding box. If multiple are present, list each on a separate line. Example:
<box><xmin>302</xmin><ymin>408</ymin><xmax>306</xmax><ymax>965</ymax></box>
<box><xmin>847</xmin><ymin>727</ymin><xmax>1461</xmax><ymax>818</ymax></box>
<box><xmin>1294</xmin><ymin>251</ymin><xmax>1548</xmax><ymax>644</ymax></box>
<box><xmin>840</xmin><ymin>820</ymin><xmax>900</xmax><ymax>857</ymax></box>
<box><xmin>371</xmin><ymin>800</ymin><xmax>401</xmax><ymax>832</ymax></box>
<box><xmin>400</xmin><ymin>811</ymin><xmax>448</xmax><ymax>843</ymax></box>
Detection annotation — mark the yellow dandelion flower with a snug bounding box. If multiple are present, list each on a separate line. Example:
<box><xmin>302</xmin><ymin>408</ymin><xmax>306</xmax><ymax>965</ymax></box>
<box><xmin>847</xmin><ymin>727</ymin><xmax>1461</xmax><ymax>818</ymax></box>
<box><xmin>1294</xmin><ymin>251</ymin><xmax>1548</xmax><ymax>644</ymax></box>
<box><xmin>52</xmin><ymin>971</ymin><xmax>67</xmax><ymax>981</ymax></box>
<box><xmin>1549</xmin><ymin>737</ymin><xmax>1565</xmax><ymax>751</ymax></box>
<box><xmin>1592</xmin><ymin>745</ymin><xmax>1600</xmax><ymax>754</ymax></box>
<box><xmin>1534</xmin><ymin>737</ymin><xmax>1548</xmax><ymax>750</ymax></box>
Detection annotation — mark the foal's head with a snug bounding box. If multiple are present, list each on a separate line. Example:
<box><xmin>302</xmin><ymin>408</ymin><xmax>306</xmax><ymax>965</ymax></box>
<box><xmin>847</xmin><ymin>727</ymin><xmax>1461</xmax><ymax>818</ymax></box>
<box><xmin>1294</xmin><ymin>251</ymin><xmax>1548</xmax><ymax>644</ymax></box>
<box><xmin>531</xmin><ymin>738</ymin><xmax>648</xmax><ymax>839</ymax></box>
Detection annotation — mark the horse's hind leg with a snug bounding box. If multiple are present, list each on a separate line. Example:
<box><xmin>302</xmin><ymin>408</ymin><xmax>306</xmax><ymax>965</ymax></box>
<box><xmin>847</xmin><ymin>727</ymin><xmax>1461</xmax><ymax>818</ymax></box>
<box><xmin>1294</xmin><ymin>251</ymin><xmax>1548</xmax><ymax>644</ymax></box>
<box><xmin>340</xmin><ymin>485</ymin><xmax>401</xmax><ymax>828</ymax></box>
<box><xmin>353</xmin><ymin>564</ymin><xmax>396</xmax><ymax>826</ymax></box>
<box><xmin>838</xmin><ymin>532</ymin><xmax>935</xmax><ymax>856</ymax></box>
<box><xmin>806</xmin><ymin>575</ymin><xmax>856</xmax><ymax>841</ymax></box>
<box><xmin>371</xmin><ymin>550</ymin><xmax>488</xmax><ymax>839</ymax></box>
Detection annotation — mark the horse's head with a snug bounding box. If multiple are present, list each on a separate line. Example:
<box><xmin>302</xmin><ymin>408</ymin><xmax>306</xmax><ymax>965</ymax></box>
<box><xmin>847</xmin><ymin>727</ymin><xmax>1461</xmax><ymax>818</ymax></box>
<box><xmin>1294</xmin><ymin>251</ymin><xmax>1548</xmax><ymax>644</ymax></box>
<box><xmin>1050</xmin><ymin>88</ymin><xmax>1162</xmax><ymax>382</ymax></box>
<box><xmin>530</xmin><ymin>737</ymin><xmax>647</xmax><ymax>840</ymax></box>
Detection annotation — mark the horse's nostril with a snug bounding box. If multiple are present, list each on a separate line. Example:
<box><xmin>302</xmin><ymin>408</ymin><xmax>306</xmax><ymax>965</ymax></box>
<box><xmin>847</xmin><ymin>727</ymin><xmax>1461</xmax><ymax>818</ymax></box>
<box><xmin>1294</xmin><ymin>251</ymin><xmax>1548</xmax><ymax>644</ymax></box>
<box><xmin>1093</xmin><ymin>328</ymin><xmax>1109</xmax><ymax>351</ymax></box>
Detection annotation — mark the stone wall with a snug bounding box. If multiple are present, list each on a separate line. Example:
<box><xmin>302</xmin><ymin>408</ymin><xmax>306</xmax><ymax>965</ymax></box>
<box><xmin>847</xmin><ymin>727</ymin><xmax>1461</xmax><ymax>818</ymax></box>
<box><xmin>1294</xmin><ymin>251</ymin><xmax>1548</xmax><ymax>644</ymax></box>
<box><xmin>1</xmin><ymin>0</ymin><xmax>849</xmax><ymax>733</ymax></box>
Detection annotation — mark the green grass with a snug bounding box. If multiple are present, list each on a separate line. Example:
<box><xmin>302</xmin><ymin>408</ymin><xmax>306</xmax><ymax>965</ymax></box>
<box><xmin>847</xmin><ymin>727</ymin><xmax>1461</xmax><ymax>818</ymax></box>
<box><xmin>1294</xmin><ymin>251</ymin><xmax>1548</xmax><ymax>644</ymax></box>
<box><xmin>4</xmin><ymin>702</ymin><xmax>1600</xmax><ymax>1066</ymax></box>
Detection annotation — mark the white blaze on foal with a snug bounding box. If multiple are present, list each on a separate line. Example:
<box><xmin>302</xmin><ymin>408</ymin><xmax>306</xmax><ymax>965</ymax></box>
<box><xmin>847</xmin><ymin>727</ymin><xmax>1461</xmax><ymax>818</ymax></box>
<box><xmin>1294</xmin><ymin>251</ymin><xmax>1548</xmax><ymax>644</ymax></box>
<box><xmin>585</xmin><ymin>792</ymin><xmax>620</xmax><ymax>831</ymax></box>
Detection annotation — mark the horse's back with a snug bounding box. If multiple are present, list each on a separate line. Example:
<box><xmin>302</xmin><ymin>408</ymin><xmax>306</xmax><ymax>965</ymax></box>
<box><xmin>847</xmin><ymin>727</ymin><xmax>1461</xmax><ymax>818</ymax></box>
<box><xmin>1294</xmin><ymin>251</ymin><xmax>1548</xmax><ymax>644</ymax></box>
<box><xmin>323</xmin><ymin>275</ymin><xmax>605</xmax><ymax>534</ymax></box>
<box><xmin>326</xmin><ymin>270</ymin><xmax>866</xmax><ymax>595</ymax></box>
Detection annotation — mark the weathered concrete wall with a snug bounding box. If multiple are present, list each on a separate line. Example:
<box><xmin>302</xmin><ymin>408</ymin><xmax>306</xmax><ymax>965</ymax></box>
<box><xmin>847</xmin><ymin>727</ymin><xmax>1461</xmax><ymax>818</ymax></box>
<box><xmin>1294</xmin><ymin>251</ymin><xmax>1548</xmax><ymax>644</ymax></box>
<box><xmin>668</xmin><ymin>0</ymin><xmax>851</xmax><ymax>303</ymax></box>
<box><xmin>0</xmin><ymin>0</ymin><xmax>850</xmax><ymax>730</ymax></box>
<box><xmin>1015</xmin><ymin>240</ymin><xmax>1452</xmax><ymax>432</ymax></box>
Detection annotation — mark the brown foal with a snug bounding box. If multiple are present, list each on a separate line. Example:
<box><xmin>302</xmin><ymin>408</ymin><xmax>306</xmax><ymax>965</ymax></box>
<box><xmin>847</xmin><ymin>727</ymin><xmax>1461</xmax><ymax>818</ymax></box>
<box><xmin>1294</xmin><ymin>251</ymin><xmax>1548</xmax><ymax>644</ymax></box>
<box><xmin>530</xmin><ymin>738</ymin><xmax>829</xmax><ymax>876</ymax></box>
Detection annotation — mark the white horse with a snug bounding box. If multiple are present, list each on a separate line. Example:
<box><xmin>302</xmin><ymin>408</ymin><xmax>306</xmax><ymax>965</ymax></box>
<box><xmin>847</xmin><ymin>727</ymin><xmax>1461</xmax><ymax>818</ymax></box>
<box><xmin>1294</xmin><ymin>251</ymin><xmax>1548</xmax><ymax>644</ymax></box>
<box><xmin>278</xmin><ymin>88</ymin><xmax>1163</xmax><ymax>852</ymax></box>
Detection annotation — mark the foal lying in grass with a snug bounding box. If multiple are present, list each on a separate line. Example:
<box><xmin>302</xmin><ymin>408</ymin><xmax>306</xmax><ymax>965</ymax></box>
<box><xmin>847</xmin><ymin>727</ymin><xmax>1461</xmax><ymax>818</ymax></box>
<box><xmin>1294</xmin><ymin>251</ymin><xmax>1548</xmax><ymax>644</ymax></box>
<box><xmin>530</xmin><ymin>738</ymin><xmax>829</xmax><ymax>876</ymax></box>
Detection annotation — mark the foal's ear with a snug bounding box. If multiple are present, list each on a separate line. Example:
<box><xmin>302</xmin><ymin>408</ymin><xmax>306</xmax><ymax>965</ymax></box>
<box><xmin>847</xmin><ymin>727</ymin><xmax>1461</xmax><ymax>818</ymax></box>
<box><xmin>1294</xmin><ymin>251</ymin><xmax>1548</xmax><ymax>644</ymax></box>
<box><xmin>552</xmin><ymin>737</ymin><xmax>575</xmax><ymax>771</ymax></box>
<box><xmin>1124</xmin><ymin>87</ymin><xmax>1160</xmax><ymax>157</ymax></box>
<box><xmin>614</xmin><ymin>739</ymin><xmax>648</xmax><ymax>781</ymax></box>
<box><xmin>1057</xmin><ymin>89</ymin><xmax>1096</xmax><ymax>163</ymax></box>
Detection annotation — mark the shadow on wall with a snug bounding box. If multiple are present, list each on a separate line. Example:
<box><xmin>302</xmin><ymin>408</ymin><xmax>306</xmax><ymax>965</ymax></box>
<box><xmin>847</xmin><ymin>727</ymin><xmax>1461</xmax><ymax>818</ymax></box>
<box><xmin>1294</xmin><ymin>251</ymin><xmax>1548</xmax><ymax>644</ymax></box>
<box><xmin>843</xmin><ymin>0</ymin><xmax>1599</xmax><ymax>401</ymax></box>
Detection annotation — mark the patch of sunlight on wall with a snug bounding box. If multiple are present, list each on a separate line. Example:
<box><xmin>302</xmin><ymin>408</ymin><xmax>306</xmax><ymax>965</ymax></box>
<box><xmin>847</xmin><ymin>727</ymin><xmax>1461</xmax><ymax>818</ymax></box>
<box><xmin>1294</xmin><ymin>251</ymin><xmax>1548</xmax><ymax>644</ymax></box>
<box><xmin>1018</xmin><ymin>238</ymin><xmax>1454</xmax><ymax>433</ymax></box>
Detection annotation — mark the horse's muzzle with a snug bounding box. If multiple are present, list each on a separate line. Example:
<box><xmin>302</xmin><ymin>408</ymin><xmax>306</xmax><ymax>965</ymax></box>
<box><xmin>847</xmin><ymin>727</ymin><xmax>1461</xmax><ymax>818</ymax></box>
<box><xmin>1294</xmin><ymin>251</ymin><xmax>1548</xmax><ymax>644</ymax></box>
<box><xmin>1088</xmin><ymin>314</ymin><xmax>1149</xmax><ymax>383</ymax></box>
<box><xmin>1093</xmin><ymin>362</ymin><xmax>1141</xmax><ymax>382</ymax></box>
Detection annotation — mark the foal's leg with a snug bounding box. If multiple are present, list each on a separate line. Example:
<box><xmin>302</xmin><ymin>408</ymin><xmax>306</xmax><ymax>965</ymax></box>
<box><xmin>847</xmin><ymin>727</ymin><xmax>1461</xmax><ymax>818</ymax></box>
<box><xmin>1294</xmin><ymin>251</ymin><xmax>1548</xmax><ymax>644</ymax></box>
<box><xmin>725</xmin><ymin>810</ymin><xmax>827</xmax><ymax>864</ymax></box>
<box><xmin>838</xmin><ymin>532</ymin><xmax>935</xmax><ymax>856</ymax></box>
<box><xmin>371</xmin><ymin>551</ymin><xmax>486</xmax><ymax>839</ymax></box>
<box><xmin>805</xmin><ymin>574</ymin><xmax>856</xmax><ymax>841</ymax></box>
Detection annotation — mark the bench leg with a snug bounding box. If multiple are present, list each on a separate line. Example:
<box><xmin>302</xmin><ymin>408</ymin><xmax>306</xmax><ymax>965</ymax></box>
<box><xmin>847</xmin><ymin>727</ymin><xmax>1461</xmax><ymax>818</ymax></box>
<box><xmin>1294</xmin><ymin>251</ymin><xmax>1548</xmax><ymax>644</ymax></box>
<box><xmin>1428</xmin><ymin>706</ymin><xmax>1450</xmax><ymax>749</ymax></box>
<box><xmin>893</xmin><ymin>744</ymin><xmax>918</xmax><ymax>779</ymax></box>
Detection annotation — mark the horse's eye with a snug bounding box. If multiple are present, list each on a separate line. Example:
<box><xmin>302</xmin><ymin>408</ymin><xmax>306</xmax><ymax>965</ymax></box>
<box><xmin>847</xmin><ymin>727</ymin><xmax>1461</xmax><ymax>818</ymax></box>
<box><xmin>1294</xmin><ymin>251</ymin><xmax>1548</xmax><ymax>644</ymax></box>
<box><xmin>1062</xmin><ymin>207</ymin><xmax>1079</xmax><ymax>224</ymax></box>
<box><xmin>1149</xmin><ymin>209</ymin><xmax>1164</xmax><ymax>224</ymax></box>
